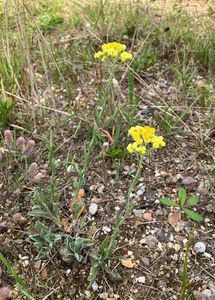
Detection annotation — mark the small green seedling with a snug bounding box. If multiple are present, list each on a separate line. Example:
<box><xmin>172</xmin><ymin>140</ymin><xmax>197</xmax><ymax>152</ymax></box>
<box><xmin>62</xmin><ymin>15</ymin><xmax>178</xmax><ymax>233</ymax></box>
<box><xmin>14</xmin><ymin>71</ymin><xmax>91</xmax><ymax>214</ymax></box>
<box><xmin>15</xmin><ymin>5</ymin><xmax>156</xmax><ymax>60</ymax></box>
<box><xmin>160</xmin><ymin>187</ymin><xmax>204</xmax><ymax>222</ymax></box>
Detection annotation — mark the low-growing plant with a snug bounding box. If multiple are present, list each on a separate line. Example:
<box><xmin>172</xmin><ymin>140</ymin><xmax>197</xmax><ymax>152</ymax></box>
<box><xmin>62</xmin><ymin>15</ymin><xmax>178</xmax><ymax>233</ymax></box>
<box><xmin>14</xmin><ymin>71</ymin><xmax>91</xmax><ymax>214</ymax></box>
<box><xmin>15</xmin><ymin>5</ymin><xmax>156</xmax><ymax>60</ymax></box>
<box><xmin>64</xmin><ymin>236</ymin><xmax>93</xmax><ymax>263</ymax></box>
<box><xmin>29</xmin><ymin>131</ymin><xmax>61</xmax><ymax>226</ymax></box>
<box><xmin>29</xmin><ymin>222</ymin><xmax>93</xmax><ymax>263</ymax></box>
<box><xmin>88</xmin><ymin>214</ymin><xmax>123</xmax><ymax>285</ymax></box>
<box><xmin>29</xmin><ymin>222</ymin><xmax>62</xmax><ymax>259</ymax></box>
<box><xmin>153</xmin><ymin>108</ymin><xmax>176</xmax><ymax>135</ymax></box>
<box><xmin>29</xmin><ymin>181</ymin><xmax>61</xmax><ymax>227</ymax></box>
<box><xmin>160</xmin><ymin>187</ymin><xmax>204</xmax><ymax>222</ymax></box>
<box><xmin>132</xmin><ymin>43</ymin><xmax>157</xmax><ymax>72</ymax></box>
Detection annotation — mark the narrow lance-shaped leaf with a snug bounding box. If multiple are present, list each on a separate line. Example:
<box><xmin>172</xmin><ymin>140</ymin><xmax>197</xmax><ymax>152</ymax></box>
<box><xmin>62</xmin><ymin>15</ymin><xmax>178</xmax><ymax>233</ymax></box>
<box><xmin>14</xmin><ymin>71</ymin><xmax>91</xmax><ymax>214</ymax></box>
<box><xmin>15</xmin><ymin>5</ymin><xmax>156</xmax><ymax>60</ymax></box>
<box><xmin>183</xmin><ymin>208</ymin><xmax>204</xmax><ymax>222</ymax></box>
<box><xmin>160</xmin><ymin>197</ymin><xmax>177</xmax><ymax>207</ymax></box>
<box><xmin>178</xmin><ymin>188</ymin><xmax>187</xmax><ymax>208</ymax></box>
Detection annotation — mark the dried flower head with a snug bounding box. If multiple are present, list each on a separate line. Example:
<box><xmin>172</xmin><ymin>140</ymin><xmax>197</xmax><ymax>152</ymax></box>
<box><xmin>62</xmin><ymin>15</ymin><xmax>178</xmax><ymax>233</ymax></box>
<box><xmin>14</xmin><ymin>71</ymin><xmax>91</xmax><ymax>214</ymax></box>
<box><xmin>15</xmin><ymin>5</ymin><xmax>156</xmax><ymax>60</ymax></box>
<box><xmin>22</xmin><ymin>140</ymin><xmax>35</xmax><ymax>156</ymax></box>
<box><xmin>12</xmin><ymin>212</ymin><xmax>26</xmax><ymax>224</ymax></box>
<box><xmin>33</xmin><ymin>172</ymin><xmax>43</xmax><ymax>182</ymax></box>
<box><xmin>27</xmin><ymin>162</ymin><xmax>38</xmax><ymax>176</ymax></box>
<box><xmin>4</xmin><ymin>130</ymin><xmax>13</xmax><ymax>149</ymax></box>
<box><xmin>0</xmin><ymin>286</ymin><xmax>11</xmax><ymax>300</ymax></box>
<box><xmin>16</xmin><ymin>136</ymin><xmax>26</xmax><ymax>149</ymax></box>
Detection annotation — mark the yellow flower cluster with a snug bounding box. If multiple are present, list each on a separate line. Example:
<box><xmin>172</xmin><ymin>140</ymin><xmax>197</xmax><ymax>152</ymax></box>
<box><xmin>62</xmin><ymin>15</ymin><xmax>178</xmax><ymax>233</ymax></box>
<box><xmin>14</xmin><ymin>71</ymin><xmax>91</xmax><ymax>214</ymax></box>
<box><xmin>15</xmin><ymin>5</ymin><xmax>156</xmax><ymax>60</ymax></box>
<box><xmin>94</xmin><ymin>42</ymin><xmax>132</xmax><ymax>62</ymax></box>
<box><xmin>151</xmin><ymin>136</ymin><xmax>166</xmax><ymax>149</ymax></box>
<box><xmin>127</xmin><ymin>142</ymin><xmax>146</xmax><ymax>154</ymax></box>
<box><xmin>127</xmin><ymin>125</ymin><xmax>166</xmax><ymax>154</ymax></box>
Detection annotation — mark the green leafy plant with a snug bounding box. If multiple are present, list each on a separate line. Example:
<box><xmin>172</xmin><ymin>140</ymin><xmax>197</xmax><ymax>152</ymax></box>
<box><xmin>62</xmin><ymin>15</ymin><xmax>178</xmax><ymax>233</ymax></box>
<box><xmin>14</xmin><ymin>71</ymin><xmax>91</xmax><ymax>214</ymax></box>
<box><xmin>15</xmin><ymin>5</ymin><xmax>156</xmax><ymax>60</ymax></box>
<box><xmin>29</xmin><ymin>181</ymin><xmax>61</xmax><ymax>227</ymax></box>
<box><xmin>29</xmin><ymin>222</ymin><xmax>93</xmax><ymax>263</ymax></box>
<box><xmin>29</xmin><ymin>222</ymin><xmax>62</xmax><ymax>259</ymax></box>
<box><xmin>29</xmin><ymin>132</ymin><xmax>61</xmax><ymax>226</ymax></box>
<box><xmin>88</xmin><ymin>214</ymin><xmax>123</xmax><ymax>286</ymax></box>
<box><xmin>160</xmin><ymin>187</ymin><xmax>204</xmax><ymax>222</ymax></box>
<box><xmin>36</xmin><ymin>13</ymin><xmax>64</xmax><ymax>32</ymax></box>
<box><xmin>0</xmin><ymin>99</ymin><xmax>14</xmax><ymax>131</ymax></box>
<box><xmin>63</xmin><ymin>236</ymin><xmax>93</xmax><ymax>263</ymax></box>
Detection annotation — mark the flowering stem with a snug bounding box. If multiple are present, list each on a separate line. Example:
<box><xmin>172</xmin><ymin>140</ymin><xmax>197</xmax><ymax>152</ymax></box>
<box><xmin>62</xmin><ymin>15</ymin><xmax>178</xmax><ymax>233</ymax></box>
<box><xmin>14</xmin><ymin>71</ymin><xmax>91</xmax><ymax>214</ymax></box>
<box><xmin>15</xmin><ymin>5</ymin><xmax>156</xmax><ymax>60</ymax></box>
<box><xmin>124</xmin><ymin>154</ymin><xmax>144</xmax><ymax>218</ymax></box>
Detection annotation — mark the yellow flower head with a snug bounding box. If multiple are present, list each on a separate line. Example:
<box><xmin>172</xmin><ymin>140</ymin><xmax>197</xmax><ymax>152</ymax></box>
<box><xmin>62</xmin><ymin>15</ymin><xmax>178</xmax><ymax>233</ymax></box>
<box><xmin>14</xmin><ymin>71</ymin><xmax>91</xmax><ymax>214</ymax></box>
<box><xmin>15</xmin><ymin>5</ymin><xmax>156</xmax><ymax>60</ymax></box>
<box><xmin>127</xmin><ymin>125</ymin><xmax>165</xmax><ymax>155</ymax></box>
<box><xmin>94</xmin><ymin>42</ymin><xmax>131</xmax><ymax>62</ymax></box>
<box><xmin>151</xmin><ymin>136</ymin><xmax>166</xmax><ymax>149</ymax></box>
<box><xmin>102</xmin><ymin>42</ymin><xmax>126</xmax><ymax>54</ymax></box>
<box><xmin>127</xmin><ymin>143</ymin><xmax>134</xmax><ymax>154</ymax></box>
<box><xmin>142</xmin><ymin>126</ymin><xmax>155</xmax><ymax>143</ymax></box>
<box><xmin>128</xmin><ymin>125</ymin><xmax>155</xmax><ymax>144</ymax></box>
<box><xmin>127</xmin><ymin>143</ymin><xmax>146</xmax><ymax>154</ymax></box>
<box><xmin>105</xmin><ymin>48</ymin><xmax>118</xmax><ymax>57</ymax></box>
<box><xmin>136</xmin><ymin>145</ymin><xmax>146</xmax><ymax>154</ymax></box>
<box><xmin>94</xmin><ymin>51</ymin><xmax>105</xmax><ymax>59</ymax></box>
<box><xmin>120</xmin><ymin>51</ymin><xmax>133</xmax><ymax>62</ymax></box>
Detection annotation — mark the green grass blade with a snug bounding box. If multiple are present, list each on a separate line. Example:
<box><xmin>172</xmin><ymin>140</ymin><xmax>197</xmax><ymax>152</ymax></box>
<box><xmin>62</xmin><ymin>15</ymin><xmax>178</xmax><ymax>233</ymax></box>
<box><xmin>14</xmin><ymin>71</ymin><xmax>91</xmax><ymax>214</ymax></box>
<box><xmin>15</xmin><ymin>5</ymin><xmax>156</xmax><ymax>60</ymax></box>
<box><xmin>0</xmin><ymin>252</ymin><xmax>36</xmax><ymax>300</ymax></box>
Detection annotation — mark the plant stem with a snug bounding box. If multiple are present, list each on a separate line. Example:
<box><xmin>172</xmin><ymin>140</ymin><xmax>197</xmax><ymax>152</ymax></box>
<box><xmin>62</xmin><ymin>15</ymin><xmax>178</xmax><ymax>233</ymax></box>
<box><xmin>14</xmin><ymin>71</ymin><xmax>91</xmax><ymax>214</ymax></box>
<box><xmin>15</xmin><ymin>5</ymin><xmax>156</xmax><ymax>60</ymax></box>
<box><xmin>125</xmin><ymin>154</ymin><xmax>144</xmax><ymax>218</ymax></box>
<box><xmin>179</xmin><ymin>228</ymin><xmax>194</xmax><ymax>300</ymax></box>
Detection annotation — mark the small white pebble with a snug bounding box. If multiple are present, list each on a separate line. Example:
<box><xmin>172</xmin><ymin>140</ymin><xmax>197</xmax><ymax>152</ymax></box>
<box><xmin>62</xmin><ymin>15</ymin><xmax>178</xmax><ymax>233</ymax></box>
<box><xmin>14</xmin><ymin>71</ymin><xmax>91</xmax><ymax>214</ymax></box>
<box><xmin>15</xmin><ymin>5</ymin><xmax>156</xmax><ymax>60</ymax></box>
<box><xmin>136</xmin><ymin>189</ymin><xmax>144</xmax><ymax>197</ymax></box>
<box><xmin>169</xmin><ymin>234</ymin><xmax>174</xmax><ymax>242</ymax></box>
<box><xmin>22</xmin><ymin>260</ymin><xmax>29</xmax><ymax>267</ymax></box>
<box><xmin>92</xmin><ymin>281</ymin><xmax>99</xmax><ymax>291</ymax></box>
<box><xmin>99</xmin><ymin>292</ymin><xmax>109</xmax><ymax>299</ymax></box>
<box><xmin>20</xmin><ymin>256</ymin><xmax>29</xmax><ymax>260</ymax></box>
<box><xmin>203</xmin><ymin>252</ymin><xmax>211</xmax><ymax>258</ymax></box>
<box><xmin>89</xmin><ymin>203</ymin><xmax>98</xmax><ymax>216</ymax></box>
<box><xmin>173</xmin><ymin>244</ymin><xmax>181</xmax><ymax>252</ymax></box>
<box><xmin>115</xmin><ymin>206</ymin><xmax>120</xmax><ymax>211</ymax></box>
<box><xmin>67</xmin><ymin>165</ymin><xmax>73</xmax><ymax>173</ymax></box>
<box><xmin>66</xmin><ymin>269</ymin><xmax>71</xmax><ymax>275</ymax></box>
<box><xmin>128</xmin><ymin>251</ymin><xmax>133</xmax><ymax>256</ymax></box>
<box><xmin>157</xmin><ymin>242</ymin><xmax>163</xmax><ymax>251</ymax></box>
<box><xmin>102</xmin><ymin>226</ymin><xmax>111</xmax><ymax>234</ymax></box>
<box><xmin>194</xmin><ymin>242</ymin><xmax>206</xmax><ymax>253</ymax></box>
<box><xmin>183</xmin><ymin>239</ymin><xmax>188</xmax><ymax>246</ymax></box>
<box><xmin>137</xmin><ymin>276</ymin><xmax>145</xmax><ymax>283</ymax></box>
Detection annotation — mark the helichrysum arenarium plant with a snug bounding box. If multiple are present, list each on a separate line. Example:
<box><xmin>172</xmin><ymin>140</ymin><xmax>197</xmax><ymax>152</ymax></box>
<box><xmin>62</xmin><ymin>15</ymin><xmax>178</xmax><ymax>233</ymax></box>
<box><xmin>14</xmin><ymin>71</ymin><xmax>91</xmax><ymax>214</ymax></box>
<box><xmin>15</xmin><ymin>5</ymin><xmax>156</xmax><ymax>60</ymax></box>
<box><xmin>89</xmin><ymin>126</ymin><xmax>166</xmax><ymax>285</ymax></box>
<box><xmin>125</xmin><ymin>125</ymin><xmax>166</xmax><ymax>213</ymax></box>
